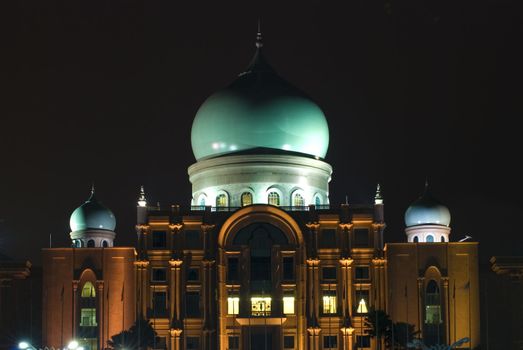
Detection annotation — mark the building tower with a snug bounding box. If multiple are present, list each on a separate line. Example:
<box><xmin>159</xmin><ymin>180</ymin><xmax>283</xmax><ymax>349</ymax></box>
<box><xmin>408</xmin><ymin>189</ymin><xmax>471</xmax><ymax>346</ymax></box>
<box><xmin>386</xmin><ymin>184</ymin><xmax>480</xmax><ymax>349</ymax></box>
<box><xmin>42</xmin><ymin>188</ymin><xmax>135</xmax><ymax>350</ymax></box>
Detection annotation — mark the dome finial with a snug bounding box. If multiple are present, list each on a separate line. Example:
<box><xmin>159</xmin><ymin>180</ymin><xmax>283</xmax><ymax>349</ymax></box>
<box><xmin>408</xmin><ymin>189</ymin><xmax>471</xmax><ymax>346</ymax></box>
<box><xmin>375</xmin><ymin>183</ymin><xmax>383</xmax><ymax>204</ymax></box>
<box><xmin>88</xmin><ymin>182</ymin><xmax>96</xmax><ymax>200</ymax></box>
<box><xmin>256</xmin><ymin>19</ymin><xmax>263</xmax><ymax>48</ymax></box>
<box><xmin>137</xmin><ymin>185</ymin><xmax>147</xmax><ymax>207</ymax></box>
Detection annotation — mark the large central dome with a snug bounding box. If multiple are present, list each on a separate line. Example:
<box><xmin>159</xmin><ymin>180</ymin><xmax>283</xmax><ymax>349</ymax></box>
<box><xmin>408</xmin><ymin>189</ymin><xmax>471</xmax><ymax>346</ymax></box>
<box><xmin>191</xmin><ymin>36</ymin><xmax>330</xmax><ymax>161</ymax></box>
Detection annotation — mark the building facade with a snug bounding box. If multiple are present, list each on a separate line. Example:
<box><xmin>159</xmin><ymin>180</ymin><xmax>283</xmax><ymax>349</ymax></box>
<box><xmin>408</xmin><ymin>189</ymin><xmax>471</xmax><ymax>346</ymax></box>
<box><xmin>41</xmin><ymin>31</ymin><xmax>481</xmax><ymax>350</ymax></box>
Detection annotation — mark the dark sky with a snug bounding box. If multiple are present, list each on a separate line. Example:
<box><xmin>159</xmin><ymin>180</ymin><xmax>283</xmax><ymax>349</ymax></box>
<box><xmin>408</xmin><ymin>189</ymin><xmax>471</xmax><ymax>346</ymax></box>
<box><xmin>1</xmin><ymin>1</ymin><xmax>522</xmax><ymax>266</ymax></box>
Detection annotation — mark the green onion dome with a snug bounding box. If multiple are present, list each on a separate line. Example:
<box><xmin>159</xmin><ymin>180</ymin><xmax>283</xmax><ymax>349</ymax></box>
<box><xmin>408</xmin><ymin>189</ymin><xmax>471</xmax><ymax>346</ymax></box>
<box><xmin>191</xmin><ymin>34</ymin><xmax>329</xmax><ymax>161</ymax></box>
<box><xmin>69</xmin><ymin>189</ymin><xmax>116</xmax><ymax>232</ymax></box>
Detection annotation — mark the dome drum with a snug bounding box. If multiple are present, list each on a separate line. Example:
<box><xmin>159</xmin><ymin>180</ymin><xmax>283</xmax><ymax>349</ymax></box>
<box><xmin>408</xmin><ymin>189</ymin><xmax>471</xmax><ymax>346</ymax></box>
<box><xmin>405</xmin><ymin>225</ymin><xmax>451</xmax><ymax>243</ymax></box>
<box><xmin>188</xmin><ymin>153</ymin><xmax>332</xmax><ymax>207</ymax></box>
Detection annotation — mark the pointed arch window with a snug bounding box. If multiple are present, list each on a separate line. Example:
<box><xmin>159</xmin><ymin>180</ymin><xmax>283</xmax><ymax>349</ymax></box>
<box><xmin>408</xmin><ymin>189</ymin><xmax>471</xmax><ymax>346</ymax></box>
<box><xmin>81</xmin><ymin>282</ymin><xmax>96</xmax><ymax>298</ymax></box>
<box><xmin>292</xmin><ymin>192</ymin><xmax>305</xmax><ymax>207</ymax></box>
<box><xmin>216</xmin><ymin>193</ymin><xmax>228</xmax><ymax>207</ymax></box>
<box><xmin>315</xmin><ymin>195</ymin><xmax>321</xmax><ymax>206</ymax></box>
<box><xmin>268</xmin><ymin>192</ymin><xmax>280</xmax><ymax>206</ymax></box>
<box><xmin>241</xmin><ymin>192</ymin><xmax>253</xmax><ymax>206</ymax></box>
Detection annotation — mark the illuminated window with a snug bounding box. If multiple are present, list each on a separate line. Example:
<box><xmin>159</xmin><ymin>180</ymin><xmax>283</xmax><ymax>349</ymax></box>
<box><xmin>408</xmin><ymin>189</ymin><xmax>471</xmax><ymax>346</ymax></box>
<box><xmin>216</xmin><ymin>193</ymin><xmax>228</xmax><ymax>207</ymax></box>
<box><xmin>322</xmin><ymin>291</ymin><xmax>337</xmax><ymax>314</ymax></box>
<box><xmin>81</xmin><ymin>282</ymin><xmax>96</xmax><ymax>298</ymax></box>
<box><xmin>80</xmin><ymin>308</ymin><xmax>97</xmax><ymax>326</ymax></box>
<box><xmin>241</xmin><ymin>192</ymin><xmax>253</xmax><ymax>206</ymax></box>
<box><xmin>227</xmin><ymin>296</ymin><xmax>239</xmax><ymax>315</ymax></box>
<box><xmin>292</xmin><ymin>192</ymin><xmax>304</xmax><ymax>207</ymax></box>
<box><xmin>251</xmin><ymin>297</ymin><xmax>271</xmax><ymax>316</ymax></box>
<box><xmin>268</xmin><ymin>192</ymin><xmax>280</xmax><ymax>206</ymax></box>
<box><xmin>356</xmin><ymin>290</ymin><xmax>369</xmax><ymax>314</ymax></box>
<box><xmin>314</xmin><ymin>195</ymin><xmax>321</xmax><ymax>206</ymax></box>
<box><xmin>426</xmin><ymin>235</ymin><xmax>434</xmax><ymax>242</ymax></box>
<box><xmin>425</xmin><ymin>280</ymin><xmax>442</xmax><ymax>324</ymax></box>
<box><xmin>283</xmin><ymin>296</ymin><xmax>295</xmax><ymax>314</ymax></box>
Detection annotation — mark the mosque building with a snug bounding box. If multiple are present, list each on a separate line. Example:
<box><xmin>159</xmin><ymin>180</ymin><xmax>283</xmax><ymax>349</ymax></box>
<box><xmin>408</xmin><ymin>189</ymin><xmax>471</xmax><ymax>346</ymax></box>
<box><xmin>41</xmin><ymin>31</ymin><xmax>480</xmax><ymax>350</ymax></box>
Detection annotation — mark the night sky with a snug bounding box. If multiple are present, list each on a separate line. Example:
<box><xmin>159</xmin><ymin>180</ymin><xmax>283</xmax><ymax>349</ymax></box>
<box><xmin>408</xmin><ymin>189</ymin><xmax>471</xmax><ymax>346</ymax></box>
<box><xmin>1</xmin><ymin>1</ymin><xmax>522</xmax><ymax>266</ymax></box>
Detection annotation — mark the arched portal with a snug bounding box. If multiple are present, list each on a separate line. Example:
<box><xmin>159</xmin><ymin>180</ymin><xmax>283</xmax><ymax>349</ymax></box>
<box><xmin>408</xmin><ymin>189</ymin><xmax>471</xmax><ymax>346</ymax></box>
<box><xmin>217</xmin><ymin>205</ymin><xmax>306</xmax><ymax>350</ymax></box>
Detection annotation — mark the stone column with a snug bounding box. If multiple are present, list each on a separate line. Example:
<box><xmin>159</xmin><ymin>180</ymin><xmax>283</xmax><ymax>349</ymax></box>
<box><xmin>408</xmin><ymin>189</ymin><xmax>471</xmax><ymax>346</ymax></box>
<box><xmin>307</xmin><ymin>327</ymin><xmax>321</xmax><ymax>350</ymax></box>
<box><xmin>202</xmin><ymin>259</ymin><xmax>216</xmax><ymax>350</ymax></box>
<box><xmin>94</xmin><ymin>280</ymin><xmax>104</xmax><ymax>349</ymax></box>
<box><xmin>306</xmin><ymin>258</ymin><xmax>320</xmax><ymax>326</ymax></box>
<box><xmin>340</xmin><ymin>326</ymin><xmax>354</xmax><ymax>350</ymax></box>
<box><xmin>72</xmin><ymin>280</ymin><xmax>79</xmax><ymax>339</ymax></box>
<box><xmin>169</xmin><ymin>223</ymin><xmax>183</xmax><ymax>259</ymax></box>
<box><xmin>339</xmin><ymin>258</ymin><xmax>354</xmax><ymax>326</ymax></box>
<box><xmin>169</xmin><ymin>328</ymin><xmax>183</xmax><ymax>350</ymax></box>
<box><xmin>371</xmin><ymin>258</ymin><xmax>386</xmax><ymax>310</ymax></box>
<box><xmin>417</xmin><ymin>277</ymin><xmax>424</xmax><ymax>331</ymax></box>
<box><xmin>134</xmin><ymin>260</ymin><xmax>150</xmax><ymax>318</ymax></box>
<box><xmin>169</xmin><ymin>259</ymin><xmax>183</xmax><ymax>327</ymax></box>
<box><xmin>442</xmin><ymin>277</ymin><xmax>450</xmax><ymax>345</ymax></box>
<box><xmin>339</xmin><ymin>223</ymin><xmax>353</xmax><ymax>258</ymax></box>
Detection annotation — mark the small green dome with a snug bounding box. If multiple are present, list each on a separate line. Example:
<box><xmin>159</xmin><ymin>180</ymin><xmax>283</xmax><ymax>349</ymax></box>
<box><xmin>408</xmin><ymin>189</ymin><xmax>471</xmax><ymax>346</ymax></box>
<box><xmin>405</xmin><ymin>185</ymin><xmax>451</xmax><ymax>227</ymax></box>
<box><xmin>191</xmin><ymin>41</ymin><xmax>329</xmax><ymax>161</ymax></box>
<box><xmin>70</xmin><ymin>190</ymin><xmax>116</xmax><ymax>232</ymax></box>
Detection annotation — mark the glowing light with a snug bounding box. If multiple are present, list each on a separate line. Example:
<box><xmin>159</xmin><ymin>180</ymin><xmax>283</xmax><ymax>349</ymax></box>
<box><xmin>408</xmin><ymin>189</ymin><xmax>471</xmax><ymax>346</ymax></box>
<box><xmin>251</xmin><ymin>297</ymin><xmax>271</xmax><ymax>316</ymax></box>
<box><xmin>357</xmin><ymin>298</ymin><xmax>368</xmax><ymax>313</ymax></box>
<box><xmin>212</xmin><ymin>142</ymin><xmax>219</xmax><ymax>150</ymax></box>
<box><xmin>68</xmin><ymin>340</ymin><xmax>79</xmax><ymax>349</ymax></box>
<box><xmin>227</xmin><ymin>296</ymin><xmax>239</xmax><ymax>315</ymax></box>
<box><xmin>322</xmin><ymin>294</ymin><xmax>337</xmax><ymax>314</ymax></box>
<box><xmin>283</xmin><ymin>296</ymin><xmax>295</xmax><ymax>314</ymax></box>
<box><xmin>18</xmin><ymin>342</ymin><xmax>30</xmax><ymax>350</ymax></box>
<box><xmin>282</xmin><ymin>144</ymin><xmax>291</xmax><ymax>150</ymax></box>
<box><xmin>229</xmin><ymin>144</ymin><xmax>237</xmax><ymax>151</ymax></box>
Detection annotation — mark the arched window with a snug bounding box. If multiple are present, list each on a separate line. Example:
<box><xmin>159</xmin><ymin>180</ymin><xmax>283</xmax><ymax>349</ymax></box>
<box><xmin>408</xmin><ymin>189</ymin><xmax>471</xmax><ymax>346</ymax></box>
<box><xmin>426</xmin><ymin>235</ymin><xmax>434</xmax><ymax>243</ymax></box>
<box><xmin>81</xmin><ymin>281</ymin><xmax>96</xmax><ymax>298</ymax></box>
<box><xmin>102</xmin><ymin>240</ymin><xmax>108</xmax><ymax>247</ymax></box>
<box><xmin>425</xmin><ymin>280</ymin><xmax>441</xmax><ymax>324</ymax></box>
<box><xmin>216</xmin><ymin>193</ymin><xmax>228</xmax><ymax>207</ymax></box>
<box><xmin>199</xmin><ymin>197</ymin><xmax>206</xmax><ymax>206</ymax></box>
<box><xmin>315</xmin><ymin>195</ymin><xmax>321</xmax><ymax>206</ymax></box>
<box><xmin>72</xmin><ymin>239</ymin><xmax>82</xmax><ymax>248</ymax></box>
<box><xmin>241</xmin><ymin>192</ymin><xmax>253</xmax><ymax>206</ymax></box>
<box><xmin>87</xmin><ymin>240</ymin><xmax>95</xmax><ymax>248</ymax></box>
<box><xmin>413</xmin><ymin>236</ymin><xmax>419</xmax><ymax>243</ymax></box>
<box><xmin>292</xmin><ymin>192</ymin><xmax>305</xmax><ymax>207</ymax></box>
<box><xmin>268</xmin><ymin>192</ymin><xmax>280</xmax><ymax>206</ymax></box>
<box><xmin>440</xmin><ymin>236</ymin><xmax>445</xmax><ymax>242</ymax></box>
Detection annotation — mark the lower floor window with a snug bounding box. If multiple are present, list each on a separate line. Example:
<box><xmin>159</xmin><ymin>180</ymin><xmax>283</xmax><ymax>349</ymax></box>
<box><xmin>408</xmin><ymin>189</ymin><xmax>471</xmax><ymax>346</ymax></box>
<box><xmin>228</xmin><ymin>336</ymin><xmax>239</xmax><ymax>350</ymax></box>
<box><xmin>323</xmin><ymin>335</ymin><xmax>337</xmax><ymax>348</ymax></box>
<box><xmin>284</xmin><ymin>335</ymin><xmax>295</xmax><ymax>349</ymax></box>
<box><xmin>80</xmin><ymin>308</ymin><xmax>97</xmax><ymax>326</ymax></box>
<box><xmin>356</xmin><ymin>335</ymin><xmax>371</xmax><ymax>348</ymax></box>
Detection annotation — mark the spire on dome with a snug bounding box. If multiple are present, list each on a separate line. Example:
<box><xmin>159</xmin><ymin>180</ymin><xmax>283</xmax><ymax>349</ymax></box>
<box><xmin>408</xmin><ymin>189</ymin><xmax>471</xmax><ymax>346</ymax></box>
<box><xmin>137</xmin><ymin>185</ymin><xmax>147</xmax><ymax>207</ymax></box>
<box><xmin>375</xmin><ymin>183</ymin><xmax>383</xmax><ymax>204</ymax></box>
<box><xmin>88</xmin><ymin>182</ymin><xmax>96</xmax><ymax>201</ymax></box>
<box><xmin>256</xmin><ymin>19</ymin><xmax>263</xmax><ymax>48</ymax></box>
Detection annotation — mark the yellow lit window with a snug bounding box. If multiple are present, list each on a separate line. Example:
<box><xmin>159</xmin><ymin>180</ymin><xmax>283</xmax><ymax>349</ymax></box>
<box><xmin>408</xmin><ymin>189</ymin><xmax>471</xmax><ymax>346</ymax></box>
<box><xmin>216</xmin><ymin>194</ymin><xmax>227</xmax><ymax>207</ymax></box>
<box><xmin>251</xmin><ymin>297</ymin><xmax>271</xmax><ymax>316</ymax></box>
<box><xmin>241</xmin><ymin>192</ymin><xmax>253</xmax><ymax>206</ymax></box>
<box><xmin>293</xmin><ymin>193</ymin><xmax>304</xmax><ymax>207</ymax></box>
<box><xmin>283</xmin><ymin>296</ymin><xmax>295</xmax><ymax>315</ymax></box>
<box><xmin>81</xmin><ymin>282</ymin><xmax>96</xmax><ymax>298</ymax></box>
<box><xmin>357</xmin><ymin>298</ymin><xmax>368</xmax><ymax>314</ymax></box>
<box><xmin>322</xmin><ymin>293</ymin><xmax>337</xmax><ymax>314</ymax></box>
<box><xmin>268</xmin><ymin>192</ymin><xmax>280</xmax><ymax>206</ymax></box>
<box><xmin>227</xmin><ymin>296</ymin><xmax>239</xmax><ymax>315</ymax></box>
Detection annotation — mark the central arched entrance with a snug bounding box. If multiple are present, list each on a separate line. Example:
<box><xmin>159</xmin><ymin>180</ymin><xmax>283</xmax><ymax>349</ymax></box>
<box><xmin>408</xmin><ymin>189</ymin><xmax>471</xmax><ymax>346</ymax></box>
<box><xmin>217</xmin><ymin>205</ymin><xmax>306</xmax><ymax>350</ymax></box>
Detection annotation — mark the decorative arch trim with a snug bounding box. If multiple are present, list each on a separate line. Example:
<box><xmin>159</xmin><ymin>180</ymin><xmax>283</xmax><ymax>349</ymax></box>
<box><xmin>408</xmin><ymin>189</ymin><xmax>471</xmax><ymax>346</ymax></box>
<box><xmin>217</xmin><ymin>204</ymin><xmax>304</xmax><ymax>248</ymax></box>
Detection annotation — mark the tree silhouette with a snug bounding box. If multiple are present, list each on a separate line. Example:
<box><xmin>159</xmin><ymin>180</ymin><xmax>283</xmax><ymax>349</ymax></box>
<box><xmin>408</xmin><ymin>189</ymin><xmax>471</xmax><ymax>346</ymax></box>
<box><xmin>365</xmin><ymin>308</ymin><xmax>392</xmax><ymax>350</ymax></box>
<box><xmin>107</xmin><ymin>317</ymin><xmax>158</xmax><ymax>350</ymax></box>
<box><xmin>393</xmin><ymin>322</ymin><xmax>419</xmax><ymax>349</ymax></box>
